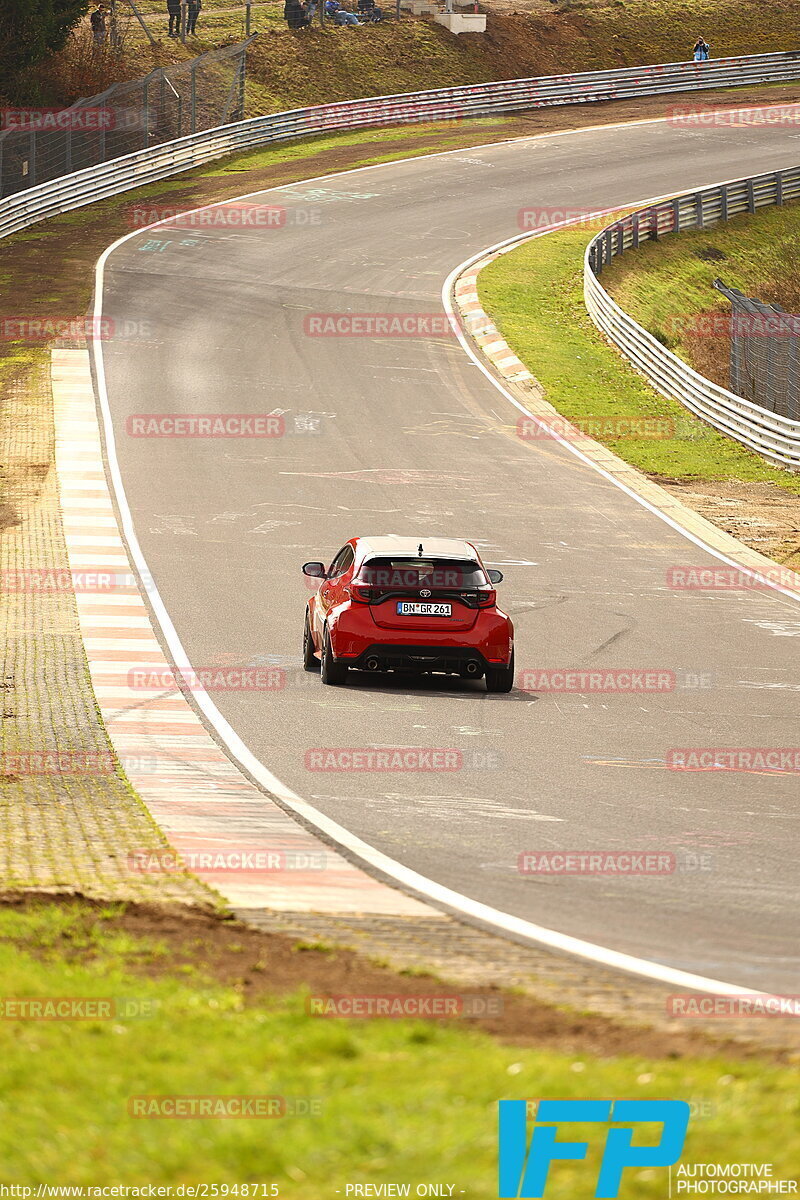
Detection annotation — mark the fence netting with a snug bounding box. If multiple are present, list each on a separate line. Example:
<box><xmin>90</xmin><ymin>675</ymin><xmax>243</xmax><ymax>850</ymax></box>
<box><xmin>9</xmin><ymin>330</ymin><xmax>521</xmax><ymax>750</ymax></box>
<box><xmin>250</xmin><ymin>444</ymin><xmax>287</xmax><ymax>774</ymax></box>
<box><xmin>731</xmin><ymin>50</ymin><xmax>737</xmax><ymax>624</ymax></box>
<box><xmin>0</xmin><ymin>38</ymin><xmax>254</xmax><ymax>200</ymax></box>
<box><xmin>714</xmin><ymin>278</ymin><xmax>800</xmax><ymax>421</ymax></box>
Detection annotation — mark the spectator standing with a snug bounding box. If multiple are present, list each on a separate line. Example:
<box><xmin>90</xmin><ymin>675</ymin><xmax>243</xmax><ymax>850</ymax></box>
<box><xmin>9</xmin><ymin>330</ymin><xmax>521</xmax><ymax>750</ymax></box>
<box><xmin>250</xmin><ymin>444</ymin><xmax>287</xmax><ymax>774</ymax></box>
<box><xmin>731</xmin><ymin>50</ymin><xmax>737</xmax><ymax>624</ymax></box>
<box><xmin>166</xmin><ymin>0</ymin><xmax>181</xmax><ymax>37</ymax></box>
<box><xmin>186</xmin><ymin>0</ymin><xmax>201</xmax><ymax>33</ymax></box>
<box><xmin>90</xmin><ymin>5</ymin><xmax>107</xmax><ymax>44</ymax></box>
<box><xmin>285</xmin><ymin>0</ymin><xmax>311</xmax><ymax>26</ymax></box>
<box><xmin>692</xmin><ymin>36</ymin><xmax>710</xmax><ymax>61</ymax></box>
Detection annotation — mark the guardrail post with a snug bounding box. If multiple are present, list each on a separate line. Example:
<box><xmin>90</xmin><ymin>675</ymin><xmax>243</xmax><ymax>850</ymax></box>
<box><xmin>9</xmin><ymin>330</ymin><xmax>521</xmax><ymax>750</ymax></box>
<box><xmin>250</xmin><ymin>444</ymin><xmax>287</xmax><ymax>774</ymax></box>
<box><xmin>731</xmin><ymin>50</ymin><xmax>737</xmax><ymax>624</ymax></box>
<box><xmin>747</xmin><ymin>178</ymin><xmax>756</xmax><ymax>213</ymax></box>
<box><xmin>776</xmin><ymin>171</ymin><xmax>784</xmax><ymax>206</ymax></box>
<box><xmin>696</xmin><ymin>191</ymin><xmax>704</xmax><ymax>229</ymax></box>
<box><xmin>632</xmin><ymin>211</ymin><xmax>639</xmax><ymax>249</ymax></box>
<box><xmin>604</xmin><ymin>228</ymin><xmax>613</xmax><ymax>264</ymax></box>
<box><xmin>238</xmin><ymin>49</ymin><xmax>246</xmax><ymax>121</ymax></box>
<box><xmin>672</xmin><ymin>196</ymin><xmax>681</xmax><ymax>234</ymax></box>
<box><xmin>720</xmin><ymin>183</ymin><xmax>728</xmax><ymax>222</ymax></box>
<box><xmin>651</xmin><ymin>206</ymin><xmax>659</xmax><ymax>242</ymax></box>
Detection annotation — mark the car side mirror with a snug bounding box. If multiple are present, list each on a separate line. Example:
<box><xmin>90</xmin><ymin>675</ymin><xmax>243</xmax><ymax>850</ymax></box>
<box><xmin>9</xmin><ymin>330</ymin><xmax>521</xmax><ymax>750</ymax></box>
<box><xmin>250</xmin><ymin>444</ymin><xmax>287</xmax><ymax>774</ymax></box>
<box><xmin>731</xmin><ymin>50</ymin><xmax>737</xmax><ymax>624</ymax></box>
<box><xmin>302</xmin><ymin>561</ymin><xmax>326</xmax><ymax>578</ymax></box>
<box><xmin>487</xmin><ymin>569</ymin><xmax>503</xmax><ymax>584</ymax></box>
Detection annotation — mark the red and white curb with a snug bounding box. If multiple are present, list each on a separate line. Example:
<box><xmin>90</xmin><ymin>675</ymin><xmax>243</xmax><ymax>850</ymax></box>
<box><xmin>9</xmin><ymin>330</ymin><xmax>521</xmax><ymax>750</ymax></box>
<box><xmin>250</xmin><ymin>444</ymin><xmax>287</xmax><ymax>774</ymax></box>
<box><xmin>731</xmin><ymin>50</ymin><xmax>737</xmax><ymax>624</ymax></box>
<box><xmin>455</xmin><ymin>267</ymin><xmax>533</xmax><ymax>386</ymax></box>
<box><xmin>51</xmin><ymin>347</ymin><xmax>435</xmax><ymax>918</ymax></box>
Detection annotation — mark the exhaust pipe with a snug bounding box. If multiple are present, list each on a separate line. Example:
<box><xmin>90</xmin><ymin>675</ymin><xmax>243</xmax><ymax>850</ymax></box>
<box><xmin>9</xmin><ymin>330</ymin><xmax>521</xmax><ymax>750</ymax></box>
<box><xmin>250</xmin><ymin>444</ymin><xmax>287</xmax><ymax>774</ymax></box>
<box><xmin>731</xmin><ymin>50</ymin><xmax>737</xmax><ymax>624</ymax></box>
<box><xmin>465</xmin><ymin>660</ymin><xmax>480</xmax><ymax>675</ymax></box>
<box><xmin>365</xmin><ymin>656</ymin><xmax>380</xmax><ymax>671</ymax></box>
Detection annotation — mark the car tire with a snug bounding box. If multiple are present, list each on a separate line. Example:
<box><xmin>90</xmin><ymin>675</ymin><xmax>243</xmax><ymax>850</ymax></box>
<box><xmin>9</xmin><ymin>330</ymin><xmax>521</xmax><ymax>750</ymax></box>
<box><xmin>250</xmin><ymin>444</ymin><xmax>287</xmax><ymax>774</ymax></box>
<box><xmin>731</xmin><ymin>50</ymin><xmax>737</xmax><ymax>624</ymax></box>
<box><xmin>321</xmin><ymin>626</ymin><xmax>347</xmax><ymax>686</ymax></box>
<box><xmin>485</xmin><ymin>649</ymin><xmax>514</xmax><ymax>694</ymax></box>
<box><xmin>303</xmin><ymin>611</ymin><xmax>319</xmax><ymax>672</ymax></box>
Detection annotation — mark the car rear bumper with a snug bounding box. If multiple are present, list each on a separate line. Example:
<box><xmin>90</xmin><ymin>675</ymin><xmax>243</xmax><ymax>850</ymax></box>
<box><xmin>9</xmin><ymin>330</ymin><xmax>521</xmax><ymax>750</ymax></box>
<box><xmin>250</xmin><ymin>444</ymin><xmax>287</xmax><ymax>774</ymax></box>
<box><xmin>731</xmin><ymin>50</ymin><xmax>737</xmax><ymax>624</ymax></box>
<box><xmin>345</xmin><ymin>643</ymin><xmax>498</xmax><ymax>675</ymax></box>
<box><xmin>327</xmin><ymin>601</ymin><xmax>513</xmax><ymax>668</ymax></box>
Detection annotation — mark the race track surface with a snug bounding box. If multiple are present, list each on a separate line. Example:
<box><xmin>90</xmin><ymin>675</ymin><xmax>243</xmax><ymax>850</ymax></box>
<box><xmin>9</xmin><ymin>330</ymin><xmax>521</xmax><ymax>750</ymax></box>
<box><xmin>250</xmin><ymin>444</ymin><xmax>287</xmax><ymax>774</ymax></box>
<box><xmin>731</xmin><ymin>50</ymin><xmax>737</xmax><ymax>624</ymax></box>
<box><xmin>98</xmin><ymin>116</ymin><xmax>800</xmax><ymax>991</ymax></box>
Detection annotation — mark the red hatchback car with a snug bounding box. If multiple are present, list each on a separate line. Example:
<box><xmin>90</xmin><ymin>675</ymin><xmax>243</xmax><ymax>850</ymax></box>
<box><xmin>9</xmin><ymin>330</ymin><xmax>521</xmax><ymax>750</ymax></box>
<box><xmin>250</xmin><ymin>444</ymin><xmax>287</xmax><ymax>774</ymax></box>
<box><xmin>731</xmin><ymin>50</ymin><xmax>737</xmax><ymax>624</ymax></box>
<box><xmin>302</xmin><ymin>536</ymin><xmax>515</xmax><ymax>692</ymax></box>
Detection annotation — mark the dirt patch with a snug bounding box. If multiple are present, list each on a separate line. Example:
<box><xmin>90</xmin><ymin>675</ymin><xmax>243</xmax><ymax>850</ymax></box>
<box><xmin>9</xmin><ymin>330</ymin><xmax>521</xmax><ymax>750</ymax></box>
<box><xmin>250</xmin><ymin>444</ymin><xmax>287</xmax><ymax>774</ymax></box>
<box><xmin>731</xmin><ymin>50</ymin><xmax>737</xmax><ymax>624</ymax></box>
<box><xmin>658</xmin><ymin>478</ymin><xmax>800</xmax><ymax>569</ymax></box>
<box><xmin>2</xmin><ymin>890</ymin><xmax>790</xmax><ymax>1062</ymax></box>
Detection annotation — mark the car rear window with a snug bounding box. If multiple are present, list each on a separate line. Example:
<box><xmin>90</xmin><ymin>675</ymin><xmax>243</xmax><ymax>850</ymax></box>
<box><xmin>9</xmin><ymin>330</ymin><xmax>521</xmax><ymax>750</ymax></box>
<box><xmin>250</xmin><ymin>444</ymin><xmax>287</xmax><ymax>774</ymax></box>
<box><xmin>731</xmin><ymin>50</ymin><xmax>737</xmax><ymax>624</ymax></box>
<box><xmin>357</xmin><ymin>558</ymin><xmax>488</xmax><ymax>588</ymax></box>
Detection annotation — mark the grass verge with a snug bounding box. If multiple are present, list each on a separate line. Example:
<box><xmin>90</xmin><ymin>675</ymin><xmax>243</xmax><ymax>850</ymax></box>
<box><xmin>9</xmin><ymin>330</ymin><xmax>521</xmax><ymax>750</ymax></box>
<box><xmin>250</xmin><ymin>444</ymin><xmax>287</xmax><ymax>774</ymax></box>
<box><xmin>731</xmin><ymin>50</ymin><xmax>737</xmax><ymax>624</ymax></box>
<box><xmin>477</xmin><ymin>220</ymin><xmax>800</xmax><ymax>496</ymax></box>
<box><xmin>600</xmin><ymin>199</ymin><xmax>800</xmax><ymax>393</ymax></box>
<box><xmin>0</xmin><ymin>896</ymin><xmax>797</xmax><ymax>1190</ymax></box>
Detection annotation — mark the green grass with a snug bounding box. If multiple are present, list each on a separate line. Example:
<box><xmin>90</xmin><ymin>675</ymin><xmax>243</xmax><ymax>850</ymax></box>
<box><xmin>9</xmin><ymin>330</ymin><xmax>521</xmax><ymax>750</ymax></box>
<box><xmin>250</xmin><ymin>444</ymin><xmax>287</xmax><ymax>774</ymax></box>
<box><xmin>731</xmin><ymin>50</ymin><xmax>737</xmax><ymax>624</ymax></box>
<box><xmin>601</xmin><ymin>199</ymin><xmax>800</xmax><ymax>359</ymax></box>
<box><xmin>0</xmin><ymin>901</ymin><xmax>797</xmax><ymax>1191</ymax></box>
<box><xmin>477</xmin><ymin>220</ymin><xmax>800</xmax><ymax>494</ymax></box>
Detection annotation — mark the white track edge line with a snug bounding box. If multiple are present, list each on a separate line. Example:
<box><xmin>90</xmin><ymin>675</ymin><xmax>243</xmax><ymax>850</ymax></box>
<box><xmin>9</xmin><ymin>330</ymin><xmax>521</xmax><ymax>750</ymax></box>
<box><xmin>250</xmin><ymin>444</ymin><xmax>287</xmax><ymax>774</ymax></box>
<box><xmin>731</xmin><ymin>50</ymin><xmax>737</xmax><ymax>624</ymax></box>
<box><xmin>90</xmin><ymin>123</ymin><xmax>789</xmax><ymax>998</ymax></box>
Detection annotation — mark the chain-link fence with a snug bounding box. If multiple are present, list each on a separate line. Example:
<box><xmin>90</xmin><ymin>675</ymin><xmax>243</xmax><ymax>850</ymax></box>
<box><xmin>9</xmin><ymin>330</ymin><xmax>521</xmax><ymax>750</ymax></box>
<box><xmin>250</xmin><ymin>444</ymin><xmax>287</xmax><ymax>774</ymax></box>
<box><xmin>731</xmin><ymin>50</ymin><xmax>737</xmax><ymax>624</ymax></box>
<box><xmin>713</xmin><ymin>279</ymin><xmax>800</xmax><ymax>421</ymax></box>
<box><xmin>0</xmin><ymin>36</ymin><xmax>255</xmax><ymax>200</ymax></box>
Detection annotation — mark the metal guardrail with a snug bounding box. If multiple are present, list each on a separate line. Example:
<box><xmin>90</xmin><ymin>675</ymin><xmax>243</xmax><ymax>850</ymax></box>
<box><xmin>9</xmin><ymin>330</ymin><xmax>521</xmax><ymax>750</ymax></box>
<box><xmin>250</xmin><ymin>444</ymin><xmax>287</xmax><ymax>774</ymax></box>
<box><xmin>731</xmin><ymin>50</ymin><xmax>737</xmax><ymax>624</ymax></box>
<box><xmin>3</xmin><ymin>51</ymin><xmax>800</xmax><ymax>245</ymax></box>
<box><xmin>584</xmin><ymin>166</ymin><xmax>800</xmax><ymax>470</ymax></box>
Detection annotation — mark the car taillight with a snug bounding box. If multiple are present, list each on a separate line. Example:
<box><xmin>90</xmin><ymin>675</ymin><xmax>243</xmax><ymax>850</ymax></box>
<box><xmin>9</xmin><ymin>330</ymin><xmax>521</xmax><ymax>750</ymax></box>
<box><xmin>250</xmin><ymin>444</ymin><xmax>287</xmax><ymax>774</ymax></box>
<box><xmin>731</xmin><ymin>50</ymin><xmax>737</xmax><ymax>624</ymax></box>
<box><xmin>476</xmin><ymin>589</ymin><xmax>496</xmax><ymax>607</ymax></box>
<box><xmin>347</xmin><ymin>583</ymin><xmax>372</xmax><ymax>603</ymax></box>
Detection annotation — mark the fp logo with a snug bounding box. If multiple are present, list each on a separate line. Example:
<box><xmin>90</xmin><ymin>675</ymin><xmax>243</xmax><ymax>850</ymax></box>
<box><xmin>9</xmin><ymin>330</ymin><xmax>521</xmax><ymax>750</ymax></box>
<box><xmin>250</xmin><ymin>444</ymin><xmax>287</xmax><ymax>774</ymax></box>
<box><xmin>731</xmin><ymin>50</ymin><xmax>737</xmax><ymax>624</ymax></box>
<box><xmin>498</xmin><ymin>1099</ymin><xmax>690</xmax><ymax>1198</ymax></box>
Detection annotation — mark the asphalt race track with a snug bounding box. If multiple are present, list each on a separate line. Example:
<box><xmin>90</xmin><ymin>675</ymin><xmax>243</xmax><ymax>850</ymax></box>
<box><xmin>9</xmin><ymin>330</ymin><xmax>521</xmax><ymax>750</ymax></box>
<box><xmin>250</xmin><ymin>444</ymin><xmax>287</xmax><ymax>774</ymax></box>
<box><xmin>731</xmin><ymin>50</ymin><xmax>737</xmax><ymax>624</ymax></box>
<box><xmin>97</xmin><ymin>115</ymin><xmax>800</xmax><ymax>992</ymax></box>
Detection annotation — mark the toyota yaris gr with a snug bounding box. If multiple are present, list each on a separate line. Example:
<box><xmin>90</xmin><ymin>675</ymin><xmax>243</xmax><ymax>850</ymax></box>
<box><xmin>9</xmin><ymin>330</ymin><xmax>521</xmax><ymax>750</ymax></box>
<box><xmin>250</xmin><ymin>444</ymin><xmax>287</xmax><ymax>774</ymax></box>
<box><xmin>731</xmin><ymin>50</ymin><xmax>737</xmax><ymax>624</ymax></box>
<box><xmin>302</xmin><ymin>536</ymin><xmax>515</xmax><ymax>692</ymax></box>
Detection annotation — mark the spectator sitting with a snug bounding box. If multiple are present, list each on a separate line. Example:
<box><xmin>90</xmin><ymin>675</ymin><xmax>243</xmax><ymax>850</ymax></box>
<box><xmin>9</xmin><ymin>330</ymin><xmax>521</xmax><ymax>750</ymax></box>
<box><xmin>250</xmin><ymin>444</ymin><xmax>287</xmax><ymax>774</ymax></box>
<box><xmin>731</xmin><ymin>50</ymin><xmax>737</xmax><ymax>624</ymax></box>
<box><xmin>357</xmin><ymin>0</ymin><xmax>382</xmax><ymax>21</ymax></box>
<box><xmin>326</xmin><ymin>0</ymin><xmax>362</xmax><ymax>24</ymax></box>
<box><xmin>692</xmin><ymin>36</ymin><xmax>710</xmax><ymax>61</ymax></box>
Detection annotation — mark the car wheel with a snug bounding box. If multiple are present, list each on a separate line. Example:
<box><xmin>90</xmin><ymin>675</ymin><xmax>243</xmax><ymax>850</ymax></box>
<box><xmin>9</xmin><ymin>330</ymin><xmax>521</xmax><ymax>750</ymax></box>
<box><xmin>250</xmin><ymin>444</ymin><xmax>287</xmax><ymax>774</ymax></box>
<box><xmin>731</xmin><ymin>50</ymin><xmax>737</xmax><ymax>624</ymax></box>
<box><xmin>321</xmin><ymin>626</ymin><xmax>347</xmax><ymax>686</ymax></box>
<box><xmin>303</xmin><ymin>611</ymin><xmax>319</xmax><ymax>672</ymax></box>
<box><xmin>485</xmin><ymin>649</ymin><xmax>514</xmax><ymax>694</ymax></box>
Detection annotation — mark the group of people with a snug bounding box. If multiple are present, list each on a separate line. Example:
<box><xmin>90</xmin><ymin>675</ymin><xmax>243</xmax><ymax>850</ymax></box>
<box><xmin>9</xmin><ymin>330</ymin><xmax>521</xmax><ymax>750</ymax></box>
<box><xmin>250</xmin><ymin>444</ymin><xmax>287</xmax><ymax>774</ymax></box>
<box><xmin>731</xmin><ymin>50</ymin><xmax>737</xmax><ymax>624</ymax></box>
<box><xmin>166</xmin><ymin>0</ymin><xmax>203</xmax><ymax>37</ymax></box>
<box><xmin>284</xmin><ymin>0</ymin><xmax>382</xmax><ymax>27</ymax></box>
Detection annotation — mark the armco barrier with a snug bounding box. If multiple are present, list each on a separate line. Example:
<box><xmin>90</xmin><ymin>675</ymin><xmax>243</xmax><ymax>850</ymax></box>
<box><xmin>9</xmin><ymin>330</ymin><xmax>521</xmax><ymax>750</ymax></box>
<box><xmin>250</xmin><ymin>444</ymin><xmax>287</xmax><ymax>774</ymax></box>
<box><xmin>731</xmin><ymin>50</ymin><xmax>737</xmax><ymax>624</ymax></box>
<box><xmin>3</xmin><ymin>51</ymin><xmax>800</xmax><ymax>243</ymax></box>
<box><xmin>584</xmin><ymin>167</ymin><xmax>800</xmax><ymax>469</ymax></box>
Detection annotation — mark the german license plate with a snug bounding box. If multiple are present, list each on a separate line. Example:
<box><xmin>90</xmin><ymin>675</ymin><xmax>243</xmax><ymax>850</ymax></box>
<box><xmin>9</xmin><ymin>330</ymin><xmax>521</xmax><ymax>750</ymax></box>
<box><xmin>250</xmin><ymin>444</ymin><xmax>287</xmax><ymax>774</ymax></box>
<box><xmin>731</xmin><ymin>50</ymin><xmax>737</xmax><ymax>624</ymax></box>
<box><xmin>396</xmin><ymin>601</ymin><xmax>452</xmax><ymax>617</ymax></box>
